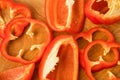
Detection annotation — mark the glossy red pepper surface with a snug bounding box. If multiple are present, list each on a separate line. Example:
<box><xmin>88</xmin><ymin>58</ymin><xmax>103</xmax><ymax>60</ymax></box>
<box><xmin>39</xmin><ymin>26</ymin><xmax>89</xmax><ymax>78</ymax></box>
<box><xmin>39</xmin><ymin>35</ymin><xmax>78</xmax><ymax>80</ymax></box>
<box><xmin>0</xmin><ymin>18</ymin><xmax>52</xmax><ymax>64</ymax></box>
<box><xmin>45</xmin><ymin>0</ymin><xmax>84</xmax><ymax>33</ymax></box>
<box><xmin>0</xmin><ymin>0</ymin><xmax>31</xmax><ymax>38</ymax></box>
<box><xmin>75</xmin><ymin>27</ymin><xmax>120</xmax><ymax>80</ymax></box>
<box><xmin>75</xmin><ymin>27</ymin><xmax>115</xmax><ymax>70</ymax></box>
<box><xmin>85</xmin><ymin>0</ymin><xmax>120</xmax><ymax>25</ymax></box>
<box><xmin>82</xmin><ymin>40</ymin><xmax>120</xmax><ymax>80</ymax></box>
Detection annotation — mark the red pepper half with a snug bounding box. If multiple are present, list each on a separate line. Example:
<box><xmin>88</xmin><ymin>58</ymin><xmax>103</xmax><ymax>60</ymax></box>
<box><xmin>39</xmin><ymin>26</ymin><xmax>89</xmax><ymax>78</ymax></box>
<box><xmin>39</xmin><ymin>35</ymin><xmax>78</xmax><ymax>80</ymax></box>
<box><xmin>45</xmin><ymin>0</ymin><xmax>84</xmax><ymax>33</ymax></box>
<box><xmin>83</xmin><ymin>40</ymin><xmax>120</xmax><ymax>80</ymax></box>
<box><xmin>0</xmin><ymin>18</ymin><xmax>52</xmax><ymax>64</ymax></box>
<box><xmin>0</xmin><ymin>0</ymin><xmax>31</xmax><ymax>38</ymax></box>
<box><xmin>85</xmin><ymin>0</ymin><xmax>120</xmax><ymax>25</ymax></box>
<box><xmin>75</xmin><ymin>27</ymin><xmax>115</xmax><ymax>71</ymax></box>
<box><xmin>0</xmin><ymin>63</ymin><xmax>35</xmax><ymax>80</ymax></box>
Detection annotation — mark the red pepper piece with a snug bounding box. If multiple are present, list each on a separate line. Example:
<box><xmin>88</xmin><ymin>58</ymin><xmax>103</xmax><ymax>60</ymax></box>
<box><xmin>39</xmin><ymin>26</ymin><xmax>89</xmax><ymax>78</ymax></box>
<box><xmin>75</xmin><ymin>27</ymin><xmax>115</xmax><ymax>48</ymax></box>
<box><xmin>0</xmin><ymin>0</ymin><xmax>31</xmax><ymax>38</ymax></box>
<box><xmin>88</xmin><ymin>27</ymin><xmax>115</xmax><ymax>42</ymax></box>
<box><xmin>82</xmin><ymin>40</ymin><xmax>120</xmax><ymax>80</ymax></box>
<box><xmin>39</xmin><ymin>35</ymin><xmax>78</xmax><ymax>80</ymax></box>
<box><xmin>85</xmin><ymin>0</ymin><xmax>120</xmax><ymax>25</ymax></box>
<box><xmin>45</xmin><ymin>0</ymin><xmax>85</xmax><ymax>33</ymax></box>
<box><xmin>75</xmin><ymin>27</ymin><xmax>115</xmax><ymax>70</ymax></box>
<box><xmin>0</xmin><ymin>63</ymin><xmax>35</xmax><ymax>80</ymax></box>
<box><xmin>0</xmin><ymin>18</ymin><xmax>52</xmax><ymax>64</ymax></box>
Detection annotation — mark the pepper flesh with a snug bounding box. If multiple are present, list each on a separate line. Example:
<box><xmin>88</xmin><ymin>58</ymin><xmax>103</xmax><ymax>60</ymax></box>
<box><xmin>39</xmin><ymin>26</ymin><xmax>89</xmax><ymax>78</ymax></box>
<box><xmin>45</xmin><ymin>0</ymin><xmax>84</xmax><ymax>33</ymax></box>
<box><xmin>83</xmin><ymin>40</ymin><xmax>120</xmax><ymax>80</ymax></box>
<box><xmin>0</xmin><ymin>0</ymin><xmax>31</xmax><ymax>38</ymax></box>
<box><xmin>0</xmin><ymin>18</ymin><xmax>51</xmax><ymax>64</ymax></box>
<box><xmin>39</xmin><ymin>35</ymin><xmax>78</xmax><ymax>80</ymax></box>
<box><xmin>85</xmin><ymin>0</ymin><xmax>120</xmax><ymax>24</ymax></box>
<box><xmin>75</xmin><ymin>27</ymin><xmax>115</xmax><ymax>71</ymax></box>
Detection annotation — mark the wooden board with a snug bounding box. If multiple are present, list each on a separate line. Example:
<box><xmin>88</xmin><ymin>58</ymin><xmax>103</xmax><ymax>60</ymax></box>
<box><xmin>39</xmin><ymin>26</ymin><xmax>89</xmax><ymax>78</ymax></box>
<box><xmin>6</xmin><ymin>0</ymin><xmax>120</xmax><ymax>80</ymax></box>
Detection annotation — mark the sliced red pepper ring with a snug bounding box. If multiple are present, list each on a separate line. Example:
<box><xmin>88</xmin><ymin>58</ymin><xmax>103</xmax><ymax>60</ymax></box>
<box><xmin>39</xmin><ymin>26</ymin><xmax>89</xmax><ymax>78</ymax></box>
<box><xmin>0</xmin><ymin>63</ymin><xmax>35</xmax><ymax>80</ymax></box>
<box><xmin>39</xmin><ymin>35</ymin><xmax>78</xmax><ymax>80</ymax></box>
<box><xmin>45</xmin><ymin>0</ymin><xmax>84</xmax><ymax>33</ymax></box>
<box><xmin>85</xmin><ymin>0</ymin><xmax>120</xmax><ymax>25</ymax></box>
<box><xmin>0</xmin><ymin>18</ymin><xmax>52</xmax><ymax>64</ymax></box>
<box><xmin>88</xmin><ymin>27</ymin><xmax>115</xmax><ymax>42</ymax></box>
<box><xmin>75</xmin><ymin>27</ymin><xmax>115</xmax><ymax>50</ymax></box>
<box><xmin>83</xmin><ymin>40</ymin><xmax>120</xmax><ymax>80</ymax></box>
<box><xmin>75</xmin><ymin>27</ymin><xmax>115</xmax><ymax>69</ymax></box>
<box><xmin>0</xmin><ymin>0</ymin><xmax>31</xmax><ymax>38</ymax></box>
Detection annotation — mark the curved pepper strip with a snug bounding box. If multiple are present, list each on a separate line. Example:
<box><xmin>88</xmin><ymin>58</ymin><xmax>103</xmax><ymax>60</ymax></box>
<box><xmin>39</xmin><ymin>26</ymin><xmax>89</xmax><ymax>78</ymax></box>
<box><xmin>85</xmin><ymin>0</ymin><xmax>120</xmax><ymax>25</ymax></box>
<box><xmin>45</xmin><ymin>0</ymin><xmax>84</xmax><ymax>33</ymax></box>
<box><xmin>0</xmin><ymin>0</ymin><xmax>31</xmax><ymax>38</ymax></box>
<box><xmin>0</xmin><ymin>18</ymin><xmax>52</xmax><ymax>64</ymax></box>
<box><xmin>75</xmin><ymin>27</ymin><xmax>115</xmax><ymax>71</ymax></box>
<box><xmin>39</xmin><ymin>35</ymin><xmax>78</xmax><ymax>80</ymax></box>
<box><xmin>88</xmin><ymin>27</ymin><xmax>115</xmax><ymax>42</ymax></box>
<box><xmin>83</xmin><ymin>40</ymin><xmax>120</xmax><ymax>80</ymax></box>
<box><xmin>75</xmin><ymin>27</ymin><xmax>115</xmax><ymax>47</ymax></box>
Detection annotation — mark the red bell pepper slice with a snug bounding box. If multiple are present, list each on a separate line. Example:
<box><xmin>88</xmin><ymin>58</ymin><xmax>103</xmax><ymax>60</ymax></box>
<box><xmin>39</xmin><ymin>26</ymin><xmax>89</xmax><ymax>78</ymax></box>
<box><xmin>39</xmin><ymin>35</ymin><xmax>78</xmax><ymax>80</ymax></box>
<box><xmin>75</xmin><ymin>27</ymin><xmax>115</xmax><ymax>47</ymax></box>
<box><xmin>0</xmin><ymin>0</ymin><xmax>31</xmax><ymax>38</ymax></box>
<box><xmin>82</xmin><ymin>40</ymin><xmax>120</xmax><ymax>80</ymax></box>
<box><xmin>88</xmin><ymin>27</ymin><xmax>115</xmax><ymax>42</ymax></box>
<box><xmin>45</xmin><ymin>0</ymin><xmax>85</xmax><ymax>33</ymax></box>
<box><xmin>85</xmin><ymin>0</ymin><xmax>120</xmax><ymax>25</ymax></box>
<box><xmin>0</xmin><ymin>18</ymin><xmax>52</xmax><ymax>64</ymax></box>
<box><xmin>75</xmin><ymin>27</ymin><xmax>115</xmax><ymax>70</ymax></box>
<box><xmin>0</xmin><ymin>63</ymin><xmax>35</xmax><ymax>80</ymax></box>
